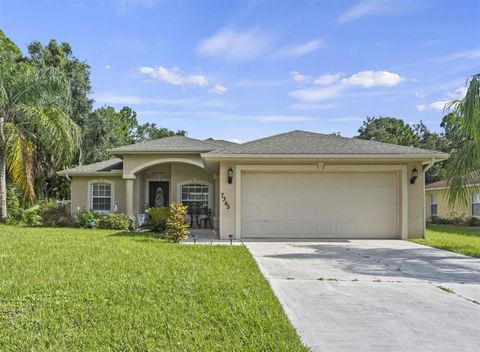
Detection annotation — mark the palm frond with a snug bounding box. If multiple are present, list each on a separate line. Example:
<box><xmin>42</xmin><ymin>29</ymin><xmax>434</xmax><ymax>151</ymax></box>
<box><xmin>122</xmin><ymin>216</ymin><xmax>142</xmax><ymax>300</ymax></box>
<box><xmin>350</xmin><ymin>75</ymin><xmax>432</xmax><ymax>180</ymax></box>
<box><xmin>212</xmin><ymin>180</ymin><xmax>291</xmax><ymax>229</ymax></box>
<box><xmin>446</xmin><ymin>73</ymin><xmax>480</xmax><ymax>206</ymax></box>
<box><xmin>3</xmin><ymin>122</ymin><xmax>35</xmax><ymax>202</ymax></box>
<box><xmin>12</xmin><ymin>104</ymin><xmax>80</xmax><ymax>168</ymax></box>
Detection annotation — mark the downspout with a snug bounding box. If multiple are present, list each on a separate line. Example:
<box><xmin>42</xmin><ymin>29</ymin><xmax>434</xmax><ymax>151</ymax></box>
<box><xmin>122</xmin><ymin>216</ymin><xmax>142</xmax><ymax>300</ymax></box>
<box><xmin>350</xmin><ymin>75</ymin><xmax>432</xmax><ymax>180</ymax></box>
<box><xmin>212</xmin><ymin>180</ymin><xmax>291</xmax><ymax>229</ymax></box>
<box><xmin>423</xmin><ymin>157</ymin><xmax>436</xmax><ymax>173</ymax></box>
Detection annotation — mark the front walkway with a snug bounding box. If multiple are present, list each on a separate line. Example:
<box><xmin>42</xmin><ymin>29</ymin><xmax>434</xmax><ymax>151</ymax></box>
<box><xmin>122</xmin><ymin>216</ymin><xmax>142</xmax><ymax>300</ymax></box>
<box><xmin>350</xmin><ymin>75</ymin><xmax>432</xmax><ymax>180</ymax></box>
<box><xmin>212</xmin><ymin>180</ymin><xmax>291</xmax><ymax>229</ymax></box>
<box><xmin>245</xmin><ymin>240</ymin><xmax>480</xmax><ymax>352</ymax></box>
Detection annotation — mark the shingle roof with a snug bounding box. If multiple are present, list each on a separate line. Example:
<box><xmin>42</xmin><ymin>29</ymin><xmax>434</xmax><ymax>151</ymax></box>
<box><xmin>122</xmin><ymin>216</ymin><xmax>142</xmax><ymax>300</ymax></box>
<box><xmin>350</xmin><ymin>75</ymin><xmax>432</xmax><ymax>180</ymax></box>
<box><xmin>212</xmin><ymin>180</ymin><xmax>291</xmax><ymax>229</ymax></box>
<box><xmin>206</xmin><ymin>130</ymin><xmax>448</xmax><ymax>156</ymax></box>
<box><xmin>58</xmin><ymin>158</ymin><xmax>123</xmax><ymax>175</ymax></box>
<box><xmin>426</xmin><ymin>171</ymin><xmax>480</xmax><ymax>189</ymax></box>
<box><xmin>108</xmin><ymin>136</ymin><xmax>233</xmax><ymax>154</ymax></box>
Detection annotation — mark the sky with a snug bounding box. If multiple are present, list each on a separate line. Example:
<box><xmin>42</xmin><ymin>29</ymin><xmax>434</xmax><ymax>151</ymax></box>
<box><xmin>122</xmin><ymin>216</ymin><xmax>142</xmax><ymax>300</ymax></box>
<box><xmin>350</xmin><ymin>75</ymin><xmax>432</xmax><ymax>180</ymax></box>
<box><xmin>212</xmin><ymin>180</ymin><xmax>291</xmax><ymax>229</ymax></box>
<box><xmin>1</xmin><ymin>0</ymin><xmax>479</xmax><ymax>143</ymax></box>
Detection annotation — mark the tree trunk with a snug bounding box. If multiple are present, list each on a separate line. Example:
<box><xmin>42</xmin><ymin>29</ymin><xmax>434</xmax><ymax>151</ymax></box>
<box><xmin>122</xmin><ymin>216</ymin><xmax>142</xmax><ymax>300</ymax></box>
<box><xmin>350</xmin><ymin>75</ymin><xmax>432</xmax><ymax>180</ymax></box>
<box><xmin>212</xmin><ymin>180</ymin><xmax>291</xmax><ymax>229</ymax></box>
<box><xmin>0</xmin><ymin>116</ymin><xmax>6</xmax><ymax>222</ymax></box>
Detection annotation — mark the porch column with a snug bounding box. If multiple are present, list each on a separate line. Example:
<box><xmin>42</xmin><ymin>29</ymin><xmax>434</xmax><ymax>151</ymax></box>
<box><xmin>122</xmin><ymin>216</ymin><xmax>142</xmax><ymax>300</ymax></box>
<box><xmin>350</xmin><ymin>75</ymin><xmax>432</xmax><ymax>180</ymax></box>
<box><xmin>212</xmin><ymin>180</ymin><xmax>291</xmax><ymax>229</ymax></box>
<box><xmin>213</xmin><ymin>174</ymin><xmax>219</xmax><ymax>230</ymax></box>
<box><xmin>125</xmin><ymin>178</ymin><xmax>134</xmax><ymax>219</ymax></box>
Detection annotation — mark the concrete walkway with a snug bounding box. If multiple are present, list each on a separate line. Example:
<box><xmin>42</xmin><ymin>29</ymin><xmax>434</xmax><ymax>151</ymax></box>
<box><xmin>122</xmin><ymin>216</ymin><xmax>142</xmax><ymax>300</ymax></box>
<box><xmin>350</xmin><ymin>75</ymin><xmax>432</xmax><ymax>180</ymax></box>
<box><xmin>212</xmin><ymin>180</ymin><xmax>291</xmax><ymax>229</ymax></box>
<box><xmin>245</xmin><ymin>240</ymin><xmax>480</xmax><ymax>352</ymax></box>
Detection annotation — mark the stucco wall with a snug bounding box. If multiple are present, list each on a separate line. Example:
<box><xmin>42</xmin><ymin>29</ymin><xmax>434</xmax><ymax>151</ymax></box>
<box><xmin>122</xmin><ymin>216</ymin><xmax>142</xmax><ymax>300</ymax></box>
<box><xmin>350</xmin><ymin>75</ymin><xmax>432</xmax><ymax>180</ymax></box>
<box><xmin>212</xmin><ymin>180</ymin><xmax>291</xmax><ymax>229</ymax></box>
<box><xmin>407</xmin><ymin>162</ymin><xmax>425</xmax><ymax>239</ymax></box>
<box><xmin>425</xmin><ymin>189</ymin><xmax>470</xmax><ymax>219</ymax></box>
<box><xmin>218</xmin><ymin>161</ymin><xmax>428</xmax><ymax>240</ymax></box>
<box><xmin>122</xmin><ymin>154</ymin><xmax>203</xmax><ymax>176</ymax></box>
<box><xmin>70</xmin><ymin>176</ymin><xmax>126</xmax><ymax>213</ymax></box>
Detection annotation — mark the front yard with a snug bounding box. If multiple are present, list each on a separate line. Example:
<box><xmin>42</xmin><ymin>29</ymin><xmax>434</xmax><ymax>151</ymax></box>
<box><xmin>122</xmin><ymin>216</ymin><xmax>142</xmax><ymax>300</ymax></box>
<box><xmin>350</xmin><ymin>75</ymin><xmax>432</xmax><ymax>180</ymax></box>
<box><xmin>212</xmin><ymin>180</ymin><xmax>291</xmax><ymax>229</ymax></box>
<box><xmin>0</xmin><ymin>226</ymin><xmax>307</xmax><ymax>351</ymax></box>
<box><xmin>412</xmin><ymin>224</ymin><xmax>480</xmax><ymax>258</ymax></box>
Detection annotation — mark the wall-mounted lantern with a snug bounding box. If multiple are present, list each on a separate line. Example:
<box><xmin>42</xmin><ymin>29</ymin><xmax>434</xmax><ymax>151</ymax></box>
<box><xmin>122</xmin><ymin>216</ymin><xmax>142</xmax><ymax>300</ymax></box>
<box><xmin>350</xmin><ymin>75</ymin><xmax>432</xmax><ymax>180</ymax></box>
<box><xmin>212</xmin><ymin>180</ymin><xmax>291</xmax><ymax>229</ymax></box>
<box><xmin>227</xmin><ymin>168</ymin><xmax>234</xmax><ymax>184</ymax></box>
<box><xmin>410</xmin><ymin>168</ymin><xmax>418</xmax><ymax>184</ymax></box>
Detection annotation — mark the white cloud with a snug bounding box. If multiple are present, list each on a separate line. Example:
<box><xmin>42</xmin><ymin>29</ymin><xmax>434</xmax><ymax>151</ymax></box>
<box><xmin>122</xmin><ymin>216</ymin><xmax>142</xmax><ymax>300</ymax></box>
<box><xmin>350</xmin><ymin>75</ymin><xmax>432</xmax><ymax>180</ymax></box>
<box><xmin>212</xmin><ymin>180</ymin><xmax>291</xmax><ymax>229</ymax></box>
<box><xmin>197</xmin><ymin>27</ymin><xmax>272</xmax><ymax>62</ymax></box>
<box><xmin>448</xmin><ymin>86</ymin><xmax>467</xmax><ymax>98</ymax></box>
<box><xmin>430</xmin><ymin>100</ymin><xmax>449</xmax><ymax>111</ymax></box>
<box><xmin>314</xmin><ymin>74</ymin><xmax>341</xmax><ymax>85</ymax></box>
<box><xmin>105</xmin><ymin>65</ymin><xmax>111</xmax><ymax>70</ymax></box>
<box><xmin>340</xmin><ymin>70</ymin><xmax>403</xmax><ymax>87</ymax></box>
<box><xmin>289</xmin><ymin>85</ymin><xmax>344</xmax><ymax>101</ymax></box>
<box><xmin>95</xmin><ymin>92</ymin><xmax>195</xmax><ymax>105</ymax></box>
<box><xmin>139</xmin><ymin>66</ymin><xmax>209</xmax><ymax>87</ymax></box>
<box><xmin>275</xmin><ymin>39</ymin><xmax>322</xmax><ymax>58</ymax></box>
<box><xmin>290</xmin><ymin>71</ymin><xmax>310</xmax><ymax>82</ymax></box>
<box><xmin>210</xmin><ymin>83</ymin><xmax>228</xmax><ymax>95</ymax></box>
<box><xmin>115</xmin><ymin>0</ymin><xmax>153</xmax><ymax>14</ymax></box>
<box><xmin>337</xmin><ymin>0</ymin><xmax>428</xmax><ymax>25</ymax></box>
<box><xmin>416</xmin><ymin>104</ymin><xmax>426</xmax><ymax>111</ymax></box>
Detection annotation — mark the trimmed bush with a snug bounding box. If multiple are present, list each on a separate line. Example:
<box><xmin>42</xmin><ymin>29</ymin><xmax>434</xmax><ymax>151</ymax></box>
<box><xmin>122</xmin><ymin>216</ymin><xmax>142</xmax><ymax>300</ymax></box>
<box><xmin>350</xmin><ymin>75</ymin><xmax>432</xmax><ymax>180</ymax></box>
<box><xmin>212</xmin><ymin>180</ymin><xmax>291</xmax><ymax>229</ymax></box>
<box><xmin>467</xmin><ymin>216</ymin><xmax>480</xmax><ymax>227</ymax></box>
<box><xmin>146</xmin><ymin>207</ymin><xmax>170</xmax><ymax>232</ymax></box>
<box><xmin>166</xmin><ymin>202</ymin><xmax>189</xmax><ymax>243</ymax></box>
<box><xmin>41</xmin><ymin>201</ymin><xmax>72</xmax><ymax>227</ymax></box>
<box><xmin>97</xmin><ymin>213</ymin><xmax>132</xmax><ymax>231</ymax></box>
<box><xmin>74</xmin><ymin>209</ymin><xmax>101</xmax><ymax>228</ymax></box>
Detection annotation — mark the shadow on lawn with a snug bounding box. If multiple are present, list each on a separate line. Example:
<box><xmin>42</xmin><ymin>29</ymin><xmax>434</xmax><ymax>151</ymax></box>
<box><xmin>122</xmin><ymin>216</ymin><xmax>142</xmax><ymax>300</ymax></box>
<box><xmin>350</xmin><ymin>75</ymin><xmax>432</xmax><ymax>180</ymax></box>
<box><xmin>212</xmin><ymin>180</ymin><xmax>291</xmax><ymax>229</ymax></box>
<box><xmin>109</xmin><ymin>231</ymin><xmax>167</xmax><ymax>242</ymax></box>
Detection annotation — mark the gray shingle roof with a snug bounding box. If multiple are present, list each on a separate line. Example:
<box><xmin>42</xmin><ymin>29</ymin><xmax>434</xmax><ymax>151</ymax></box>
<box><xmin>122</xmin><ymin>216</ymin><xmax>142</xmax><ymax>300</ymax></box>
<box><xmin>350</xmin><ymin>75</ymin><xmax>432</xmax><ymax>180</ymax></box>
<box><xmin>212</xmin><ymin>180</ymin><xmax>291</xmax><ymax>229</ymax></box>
<box><xmin>108</xmin><ymin>136</ymin><xmax>232</xmax><ymax>154</ymax></box>
<box><xmin>58</xmin><ymin>158</ymin><xmax>123</xmax><ymax>175</ymax></box>
<box><xmin>206</xmin><ymin>130</ymin><xmax>448</xmax><ymax>156</ymax></box>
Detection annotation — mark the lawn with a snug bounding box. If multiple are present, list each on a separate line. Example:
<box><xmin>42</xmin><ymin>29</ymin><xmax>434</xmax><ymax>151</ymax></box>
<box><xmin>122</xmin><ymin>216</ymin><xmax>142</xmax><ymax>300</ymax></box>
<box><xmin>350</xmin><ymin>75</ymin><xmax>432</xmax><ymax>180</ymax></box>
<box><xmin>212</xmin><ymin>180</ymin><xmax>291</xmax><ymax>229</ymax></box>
<box><xmin>0</xmin><ymin>226</ymin><xmax>308</xmax><ymax>351</ymax></box>
<box><xmin>412</xmin><ymin>224</ymin><xmax>480</xmax><ymax>258</ymax></box>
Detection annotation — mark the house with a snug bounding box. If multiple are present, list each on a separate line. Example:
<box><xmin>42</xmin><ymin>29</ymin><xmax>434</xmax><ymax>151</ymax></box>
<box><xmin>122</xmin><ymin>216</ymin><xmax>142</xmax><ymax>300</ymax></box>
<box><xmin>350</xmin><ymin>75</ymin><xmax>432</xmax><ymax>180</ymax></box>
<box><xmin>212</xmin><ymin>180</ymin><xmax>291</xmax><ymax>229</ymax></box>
<box><xmin>58</xmin><ymin>130</ymin><xmax>448</xmax><ymax>240</ymax></box>
<box><xmin>425</xmin><ymin>172</ymin><xmax>480</xmax><ymax>220</ymax></box>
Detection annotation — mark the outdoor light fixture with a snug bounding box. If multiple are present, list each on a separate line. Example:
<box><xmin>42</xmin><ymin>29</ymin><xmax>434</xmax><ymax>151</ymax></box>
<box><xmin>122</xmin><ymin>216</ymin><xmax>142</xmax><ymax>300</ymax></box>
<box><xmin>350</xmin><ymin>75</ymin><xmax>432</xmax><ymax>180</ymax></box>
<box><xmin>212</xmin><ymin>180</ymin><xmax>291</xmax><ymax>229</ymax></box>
<box><xmin>227</xmin><ymin>168</ymin><xmax>234</xmax><ymax>184</ymax></box>
<box><xmin>410</xmin><ymin>168</ymin><xmax>418</xmax><ymax>184</ymax></box>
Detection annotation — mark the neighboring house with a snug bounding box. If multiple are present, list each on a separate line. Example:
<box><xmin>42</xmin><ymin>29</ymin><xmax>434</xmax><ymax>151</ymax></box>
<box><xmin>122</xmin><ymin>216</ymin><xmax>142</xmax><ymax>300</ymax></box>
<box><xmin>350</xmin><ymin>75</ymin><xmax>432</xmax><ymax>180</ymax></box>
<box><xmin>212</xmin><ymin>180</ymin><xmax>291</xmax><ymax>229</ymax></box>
<box><xmin>59</xmin><ymin>130</ymin><xmax>448</xmax><ymax>240</ymax></box>
<box><xmin>425</xmin><ymin>173</ymin><xmax>480</xmax><ymax>220</ymax></box>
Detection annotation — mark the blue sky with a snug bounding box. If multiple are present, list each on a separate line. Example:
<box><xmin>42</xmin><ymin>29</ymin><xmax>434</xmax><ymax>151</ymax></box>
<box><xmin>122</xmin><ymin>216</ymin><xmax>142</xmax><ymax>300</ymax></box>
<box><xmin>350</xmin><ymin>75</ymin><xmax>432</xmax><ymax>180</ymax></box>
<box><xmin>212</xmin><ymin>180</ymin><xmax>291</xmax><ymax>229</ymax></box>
<box><xmin>1</xmin><ymin>0</ymin><xmax>479</xmax><ymax>142</ymax></box>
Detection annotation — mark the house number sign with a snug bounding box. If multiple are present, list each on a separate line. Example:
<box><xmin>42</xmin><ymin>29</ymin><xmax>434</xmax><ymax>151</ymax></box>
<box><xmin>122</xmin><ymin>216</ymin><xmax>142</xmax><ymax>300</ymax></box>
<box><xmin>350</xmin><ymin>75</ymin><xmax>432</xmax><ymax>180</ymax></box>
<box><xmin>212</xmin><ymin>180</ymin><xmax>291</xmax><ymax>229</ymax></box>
<box><xmin>221</xmin><ymin>193</ymin><xmax>231</xmax><ymax>209</ymax></box>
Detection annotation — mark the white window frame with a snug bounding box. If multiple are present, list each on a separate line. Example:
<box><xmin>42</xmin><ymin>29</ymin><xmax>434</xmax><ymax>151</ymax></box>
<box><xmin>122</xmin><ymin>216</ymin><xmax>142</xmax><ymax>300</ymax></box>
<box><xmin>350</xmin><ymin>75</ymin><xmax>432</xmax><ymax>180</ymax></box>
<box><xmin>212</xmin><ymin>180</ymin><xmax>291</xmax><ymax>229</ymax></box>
<box><xmin>87</xmin><ymin>179</ymin><xmax>115</xmax><ymax>213</ymax></box>
<box><xmin>472</xmin><ymin>192</ymin><xmax>480</xmax><ymax>217</ymax></box>
<box><xmin>430</xmin><ymin>194</ymin><xmax>438</xmax><ymax>215</ymax></box>
<box><xmin>177</xmin><ymin>180</ymin><xmax>213</xmax><ymax>210</ymax></box>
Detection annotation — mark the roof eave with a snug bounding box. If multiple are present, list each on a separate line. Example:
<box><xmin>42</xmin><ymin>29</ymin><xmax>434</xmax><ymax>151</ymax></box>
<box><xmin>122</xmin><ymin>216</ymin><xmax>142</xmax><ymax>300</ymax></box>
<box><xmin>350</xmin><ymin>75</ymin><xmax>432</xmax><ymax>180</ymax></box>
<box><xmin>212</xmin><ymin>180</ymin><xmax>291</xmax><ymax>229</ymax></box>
<box><xmin>202</xmin><ymin>152</ymin><xmax>449</xmax><ymax>161</ymax></box>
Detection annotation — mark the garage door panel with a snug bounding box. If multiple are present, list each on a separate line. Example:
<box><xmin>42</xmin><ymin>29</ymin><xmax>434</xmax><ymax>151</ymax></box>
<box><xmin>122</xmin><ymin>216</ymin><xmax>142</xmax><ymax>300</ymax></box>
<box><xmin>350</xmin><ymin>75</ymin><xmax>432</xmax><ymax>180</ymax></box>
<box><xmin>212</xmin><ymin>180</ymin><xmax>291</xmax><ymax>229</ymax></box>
<box><xmin>241</xmin><ymin>172</ymin><xmax>398</xmax><ymax>239</ymax></box>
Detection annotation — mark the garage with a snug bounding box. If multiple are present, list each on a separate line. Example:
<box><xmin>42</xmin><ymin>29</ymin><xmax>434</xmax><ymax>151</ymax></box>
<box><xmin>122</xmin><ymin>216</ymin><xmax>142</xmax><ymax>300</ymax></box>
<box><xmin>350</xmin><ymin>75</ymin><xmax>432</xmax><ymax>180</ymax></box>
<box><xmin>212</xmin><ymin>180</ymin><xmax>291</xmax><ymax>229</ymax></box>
<box><xmin>240</xmin><ymin>172</ymin><xmax>399</xmax><ymax>239</ymax></box>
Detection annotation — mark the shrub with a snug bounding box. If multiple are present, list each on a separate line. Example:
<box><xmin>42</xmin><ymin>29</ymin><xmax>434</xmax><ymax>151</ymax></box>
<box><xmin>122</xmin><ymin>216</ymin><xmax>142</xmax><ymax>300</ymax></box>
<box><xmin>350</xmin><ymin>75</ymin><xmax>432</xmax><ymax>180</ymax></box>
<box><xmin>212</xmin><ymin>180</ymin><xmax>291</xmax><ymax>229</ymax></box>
<box><xmin>166</xmin><ymin>202</ymin><xmax>189</xmax><ymax>243</ymax></box>
<box><xmin>41</xmin><ymin>200</ymin><xmax>73</xmax><ymax>227</ymax></box>
<box><xmin>146</xmin><ymin>207</ymin><xmax>170</xmax><ymax>232</ymax></box>
<box><xmin>6</xmin><ymin>184</ymin><xmax>23</xmax><ymax>225</ymax></box>
<box><xmin>22</xmin><ymin>205</ymin><xmax>43</xmax><ymax>226</ymax></box>
<box><xmin>446</xmin><ymin>211</ymin><xmax>467</xmax><ymax>225</ymax></box>
<box><xmin>430</xmin><ymin>215</ymin><xmax>441</xmax><ymax>224</ymax></box>
<box><xmin>466</xmin><ymin>216</ymin><xmax>480</xmax><ymax>227</ymax></box>
<box><xmin>74</xmin><ymin>209</ymin><xmax>101</xmax><ymax>228</ymax></box>
<box><xmin>97</xmin><ymin>213</ymin><xmax>132</xmax><ymax>231</ymax></box>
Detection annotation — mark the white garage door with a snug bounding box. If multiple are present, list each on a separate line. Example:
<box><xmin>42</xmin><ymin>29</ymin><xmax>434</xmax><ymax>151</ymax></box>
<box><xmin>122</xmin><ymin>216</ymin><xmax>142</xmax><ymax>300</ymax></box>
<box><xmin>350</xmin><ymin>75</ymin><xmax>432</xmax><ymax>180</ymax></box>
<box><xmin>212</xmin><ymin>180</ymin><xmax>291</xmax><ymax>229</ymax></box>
<box><xmin>241</xmin><ymin>172</ymin><xmax>398</xmax><ymax>239</ymax></box>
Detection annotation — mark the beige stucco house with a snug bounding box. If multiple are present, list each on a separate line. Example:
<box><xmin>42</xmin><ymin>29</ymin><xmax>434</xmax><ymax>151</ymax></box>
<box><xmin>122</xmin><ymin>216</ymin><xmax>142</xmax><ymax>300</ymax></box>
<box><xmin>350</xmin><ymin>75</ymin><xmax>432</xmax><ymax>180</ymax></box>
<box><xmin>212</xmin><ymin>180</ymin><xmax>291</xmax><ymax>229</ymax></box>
<box><xmin>59</xmin><ymin>130</ymin><xmax>448</xmax><ymax>240</ymax></box>
<box><xmin>425</xmin><ymin>173</ymin><xmax>480</xmax><ymax>220</ymax></box>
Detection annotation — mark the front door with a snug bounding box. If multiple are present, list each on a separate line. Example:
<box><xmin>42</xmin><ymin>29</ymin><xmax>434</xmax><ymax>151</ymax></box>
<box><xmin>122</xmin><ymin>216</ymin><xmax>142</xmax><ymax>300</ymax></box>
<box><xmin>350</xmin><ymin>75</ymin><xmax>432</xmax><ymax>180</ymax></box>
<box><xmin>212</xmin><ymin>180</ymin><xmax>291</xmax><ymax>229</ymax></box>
<box><xmin>149</xmin><ymin>181</ymin><xmax>169</xmax><ymax>208</ymax></box>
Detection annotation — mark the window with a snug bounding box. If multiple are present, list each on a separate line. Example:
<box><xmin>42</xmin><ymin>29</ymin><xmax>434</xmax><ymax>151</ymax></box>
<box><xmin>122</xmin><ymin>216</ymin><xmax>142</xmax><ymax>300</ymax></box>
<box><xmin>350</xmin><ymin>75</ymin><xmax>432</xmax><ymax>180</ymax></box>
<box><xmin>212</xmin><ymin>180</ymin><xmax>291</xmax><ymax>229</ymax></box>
<box><xmin>181</xmin><ymin>184</ymin><xmax>210</xmax><ymax>210</ymax></box>
<box><xmin>91</xmin><ymin>182</ymin><xmax>112</xmax><ymax>212</ymax></box>
<box><xmin>430</xmin><ymin>194</ymin><xmax>438</xmax><ymax>215</ymax></box>
<box><xmin>473</xmin><ymin>193</ymin><xmax>480</xmax><ymax>217</ymax></box>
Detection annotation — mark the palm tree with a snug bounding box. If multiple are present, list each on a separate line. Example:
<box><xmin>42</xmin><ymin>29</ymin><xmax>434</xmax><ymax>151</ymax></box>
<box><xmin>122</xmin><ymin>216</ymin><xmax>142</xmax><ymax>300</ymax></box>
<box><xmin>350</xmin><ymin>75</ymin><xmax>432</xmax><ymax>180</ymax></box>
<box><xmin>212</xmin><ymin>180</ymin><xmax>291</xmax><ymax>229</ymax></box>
<box><xmin>0</xmin><ymin>52</ymin><xmax>80</xmax><ymax>222</ymax></box>
<box><xmin>446</xmin><ymin>73</ymin><xmax>480</xmax><ymax>206</ymax></box>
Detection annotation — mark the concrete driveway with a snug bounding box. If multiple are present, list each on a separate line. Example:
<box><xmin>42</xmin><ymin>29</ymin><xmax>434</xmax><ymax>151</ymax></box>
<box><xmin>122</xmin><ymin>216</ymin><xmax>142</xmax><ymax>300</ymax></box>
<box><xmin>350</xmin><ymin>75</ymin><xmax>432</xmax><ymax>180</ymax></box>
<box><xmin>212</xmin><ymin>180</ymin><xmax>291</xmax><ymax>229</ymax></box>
<box><xmin>245</xmin><ymin>240</ymin><xmax>480</xmax><ymax>352</ymax></box>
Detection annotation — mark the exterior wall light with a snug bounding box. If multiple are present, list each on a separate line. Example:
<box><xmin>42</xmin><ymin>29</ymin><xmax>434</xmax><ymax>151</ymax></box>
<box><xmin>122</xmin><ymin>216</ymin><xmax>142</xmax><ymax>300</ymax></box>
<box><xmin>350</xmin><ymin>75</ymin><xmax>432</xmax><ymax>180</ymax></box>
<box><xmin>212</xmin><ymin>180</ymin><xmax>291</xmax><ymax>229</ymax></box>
<box><xmin>227</xmin><ymin>168</ymin><xmax>234</xmax><ymax>184</ymax></box>
<box><xmin>410</xmin><ymin>168</ymin><xmax>418</xmax><ymax>184</ymax></box>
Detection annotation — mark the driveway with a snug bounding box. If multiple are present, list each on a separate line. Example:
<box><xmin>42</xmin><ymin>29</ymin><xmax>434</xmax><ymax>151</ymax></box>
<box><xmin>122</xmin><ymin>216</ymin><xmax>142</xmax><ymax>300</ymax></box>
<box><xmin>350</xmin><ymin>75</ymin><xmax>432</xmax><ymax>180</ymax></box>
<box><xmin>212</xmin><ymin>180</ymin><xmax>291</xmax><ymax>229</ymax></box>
<box><xmin>245</xmin><ymin>240</ymin><xmax>480</xmax><ymax>352</ymax></box>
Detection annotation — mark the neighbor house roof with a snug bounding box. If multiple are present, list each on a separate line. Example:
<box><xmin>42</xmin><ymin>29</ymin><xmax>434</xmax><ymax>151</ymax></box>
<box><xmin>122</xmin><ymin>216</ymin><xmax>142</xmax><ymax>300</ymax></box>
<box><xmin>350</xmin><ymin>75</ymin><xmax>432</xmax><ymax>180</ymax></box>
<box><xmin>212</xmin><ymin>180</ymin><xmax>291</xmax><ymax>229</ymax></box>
<box><xmin>426</xmin><ymin>171</ymin><xmax>480</xmax><ymax>190</ymax></box>
<box><xmin>108</xmin><ymin>136</ymin><xmax>236</xmax><ymax>154</ymax></box>
<box><xmin>204</xmin><ymin>130</ymin><xmax>450</xmax><ymax>158</ymax></box>
<box><xmin>58</xmin><ymin>158</ymin><xmax>123</xmax><ymax>176</ymax></box>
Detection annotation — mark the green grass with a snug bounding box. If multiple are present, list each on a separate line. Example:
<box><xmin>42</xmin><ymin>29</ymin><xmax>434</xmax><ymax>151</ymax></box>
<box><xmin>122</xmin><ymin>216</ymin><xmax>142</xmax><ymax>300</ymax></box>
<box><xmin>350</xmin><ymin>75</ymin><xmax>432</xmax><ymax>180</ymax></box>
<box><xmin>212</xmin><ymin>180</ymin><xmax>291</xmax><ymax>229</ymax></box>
<box><xmin>412</xmin><ymin>224</ymin><xmax>480</xmax><ymax>258</ymax></box>
<box><xmin>0</xmin><ymin>226</ymin><xmax>308</xmax><ymax>351</ymax></box>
